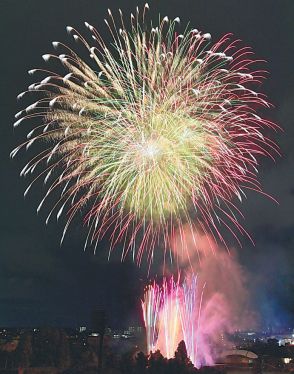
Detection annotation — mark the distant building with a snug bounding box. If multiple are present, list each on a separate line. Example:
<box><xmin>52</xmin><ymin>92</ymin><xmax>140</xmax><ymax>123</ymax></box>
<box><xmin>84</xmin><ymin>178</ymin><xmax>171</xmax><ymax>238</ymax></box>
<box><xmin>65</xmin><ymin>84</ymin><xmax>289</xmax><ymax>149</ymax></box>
<box><xmin>278</xmin><ymin>337</ymin><xmax>294</xmax><ymax>346</ymax></box>
<box><xmin>218</xmin><ymin>349</ymin><xmax>258</xmax><ymax>366</ymax></box>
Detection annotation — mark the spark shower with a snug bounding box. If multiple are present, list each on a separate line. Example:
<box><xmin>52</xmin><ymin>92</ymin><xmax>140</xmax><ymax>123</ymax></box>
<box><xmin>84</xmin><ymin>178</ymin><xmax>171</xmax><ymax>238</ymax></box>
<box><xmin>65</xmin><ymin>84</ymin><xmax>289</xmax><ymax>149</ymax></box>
<box><xmin>12</xmin><ymin>4</ymin><xmax>279</xmax><ymax>264</ymax></box>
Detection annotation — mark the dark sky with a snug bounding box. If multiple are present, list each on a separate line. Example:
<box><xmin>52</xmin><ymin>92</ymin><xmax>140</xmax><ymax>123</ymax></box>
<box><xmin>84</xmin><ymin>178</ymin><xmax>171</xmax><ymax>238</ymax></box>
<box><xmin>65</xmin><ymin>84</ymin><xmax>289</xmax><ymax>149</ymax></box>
<box><xmin>0</xmin><ymin>0</ymin><xmax>293</xmax><ymax>328</ymax></box>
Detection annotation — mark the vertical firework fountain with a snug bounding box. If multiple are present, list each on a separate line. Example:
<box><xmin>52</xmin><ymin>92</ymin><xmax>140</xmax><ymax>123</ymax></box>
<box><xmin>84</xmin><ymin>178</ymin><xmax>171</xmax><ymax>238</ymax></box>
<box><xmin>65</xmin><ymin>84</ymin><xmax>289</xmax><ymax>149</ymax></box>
<box><xmin>157</xmin><ymin>277</ymin><xmax>182</xmax><ymax>359</ymax></box>
<box><xmin>181</xmin><ymin>276</ymin><xmax>205</xmax><ymax>367</ymax></box>
<box><xmin>142</xmin><ymin>281</ymin><xmax>162</xmax><ymax>353</ymax></box>
<box><xmin>142</xmin><ymin>275</ymin><xmax>207</xmax><ymax>368</ymax></box>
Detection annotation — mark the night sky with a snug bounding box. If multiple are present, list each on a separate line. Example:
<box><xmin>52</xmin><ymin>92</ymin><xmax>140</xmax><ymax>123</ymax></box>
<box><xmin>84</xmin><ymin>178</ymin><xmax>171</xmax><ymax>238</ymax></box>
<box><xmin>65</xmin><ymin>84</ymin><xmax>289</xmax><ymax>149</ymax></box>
<box><xmin>0</xmin><ymin>0</ymin><xmax>293</xmax><ymax>328</ymax></box>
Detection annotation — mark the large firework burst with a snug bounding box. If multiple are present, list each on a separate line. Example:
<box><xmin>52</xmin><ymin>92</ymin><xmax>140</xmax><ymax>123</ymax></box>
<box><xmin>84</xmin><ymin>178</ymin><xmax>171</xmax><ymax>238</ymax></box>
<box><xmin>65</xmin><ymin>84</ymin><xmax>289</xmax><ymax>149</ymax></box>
<box><xmin>12</xmin><ymin>4</ymin><xmax>279</xmax><ymax>263</ymax></box>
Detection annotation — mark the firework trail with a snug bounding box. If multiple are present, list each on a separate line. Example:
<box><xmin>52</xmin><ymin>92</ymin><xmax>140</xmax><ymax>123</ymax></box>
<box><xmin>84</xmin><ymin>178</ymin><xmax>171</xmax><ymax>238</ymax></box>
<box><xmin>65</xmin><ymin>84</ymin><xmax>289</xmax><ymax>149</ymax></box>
<box><xmin>181</xmin><ymin>275</ymin><xmax>205</xmax><ymax>367</ymax></box>
<box><xmin>157</xmin><ymin>277</ymin><xmax>182</xmax><ymax>359</ymax></box>
<box><xmin>142</xmin><ymin>281</ymin><xmax>162</xmax><ymax>353</ymax></box>
<box><xmin>142</xmin><ymin>275</ymin><xmax>207</xmax><ymax>368</ymax></box>
<box><xmin>12</xmin><ymin>4</ymin><xmax>279</xmax><ymax>263</ymax></box>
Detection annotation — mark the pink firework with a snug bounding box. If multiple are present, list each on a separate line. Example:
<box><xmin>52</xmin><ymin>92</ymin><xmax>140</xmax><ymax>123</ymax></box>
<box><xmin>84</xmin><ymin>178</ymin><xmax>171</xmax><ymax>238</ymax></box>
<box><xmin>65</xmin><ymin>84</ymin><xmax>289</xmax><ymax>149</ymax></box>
<box><xmin>142</xmin><ymin>275</ymin><xmax>208</xmax><ymax>368</ymax></box>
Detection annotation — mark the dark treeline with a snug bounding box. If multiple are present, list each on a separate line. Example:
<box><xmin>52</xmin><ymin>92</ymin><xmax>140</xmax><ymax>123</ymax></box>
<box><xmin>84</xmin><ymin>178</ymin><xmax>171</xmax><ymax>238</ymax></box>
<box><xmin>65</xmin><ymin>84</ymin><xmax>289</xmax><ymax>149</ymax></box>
<box><xmin>1</xmin><ymin>328</ymin><xmax>294</xmax><ymax>373</ymax></box>
<box><xmin>0</xmin><ymin>328</ymin><xmax>225</xmax><ymax>374</ymax></box>
<box><xmin>112</xmin><ymin>340</ymin><xmax>224</xmax><ymax>374</ymax></box>
<box><xmin>0</xmin><ymin>328</ymin><xmax>72</xmax><ymax>370</ymax></box>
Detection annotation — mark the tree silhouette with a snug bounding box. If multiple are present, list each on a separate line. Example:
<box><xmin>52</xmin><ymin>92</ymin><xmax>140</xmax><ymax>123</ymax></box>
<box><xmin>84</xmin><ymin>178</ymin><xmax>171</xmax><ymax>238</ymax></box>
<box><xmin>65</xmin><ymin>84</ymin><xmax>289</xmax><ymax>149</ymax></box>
<box><xmin>120</xmin><ymin>351</ymin><xmax>135</xmax><ymax>374</ymax></box>
<box><xmin>175</xmin><ymin>340</ymin><xmax>190</xmax><ymax>365</ymax></box>
<box><xmin>148</xmin><ymin>350</ymin><xmax>167</xmax><ymax>374</ymax></box>
<box><xmin>135</xmin><ymin>351</ymin><xmax>148</xmax><ymax>373</ymax></box>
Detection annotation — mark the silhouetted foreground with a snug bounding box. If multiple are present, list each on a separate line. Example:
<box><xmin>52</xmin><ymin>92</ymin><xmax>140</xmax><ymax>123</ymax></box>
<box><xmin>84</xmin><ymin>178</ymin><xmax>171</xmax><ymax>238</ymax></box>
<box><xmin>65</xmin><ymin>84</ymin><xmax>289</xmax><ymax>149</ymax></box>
<box><xmin>2</xmin><ymin>328</ymin><xmax>294</xmax><ymax>373</ymax></box>
<box><xmin>0</xmin><ymin>328</ymin><xmax>226</xmax><ymax>374</ymax></box>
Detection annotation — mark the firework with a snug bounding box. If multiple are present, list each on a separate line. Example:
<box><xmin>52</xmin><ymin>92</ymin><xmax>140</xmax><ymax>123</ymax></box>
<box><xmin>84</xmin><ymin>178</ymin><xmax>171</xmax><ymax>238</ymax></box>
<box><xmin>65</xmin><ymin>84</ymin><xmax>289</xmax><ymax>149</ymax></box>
<box><xmin>142</xmin><ymin>275</ymin><xmax>207</xmax><ymax>368</ymax></box>
<box><xmin>157</xmin><ymin>277</ymin><xmax>182</xmax><ymax>359</ymax></box>
<box><xmin>12</xmin><ymin>4</ymin><xmax>279</xmax><ymax>263</ymax></box>
<box><xmin>142</xmin><ymin>281</ymin><xmax>162</xmax><ymax>353</ymax></box>
<box><xmin>181</xmin><ymin>275</ymin><xmax>204</xmax><ymax>367</ymax></box>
